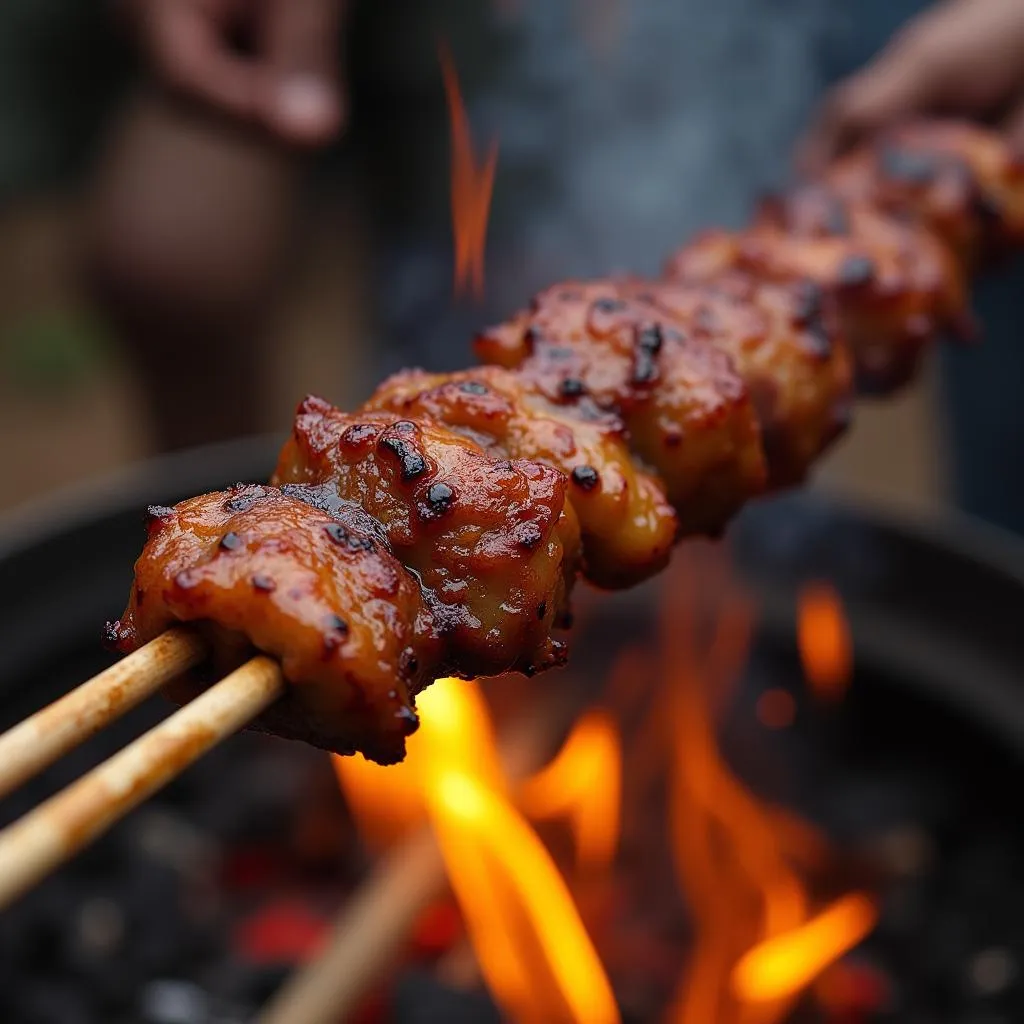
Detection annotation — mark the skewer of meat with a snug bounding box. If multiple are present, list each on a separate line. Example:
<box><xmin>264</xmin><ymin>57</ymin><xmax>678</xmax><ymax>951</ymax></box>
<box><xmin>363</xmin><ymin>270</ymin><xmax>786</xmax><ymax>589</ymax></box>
<box><xmin>113</xmin><ymin>119</ymin><xmax>1018</xmax><ymax>765</ymax></box>
<box><xmin>0</xmin><ymin>118</ymin><xmax>1018</xmax><ymax>910</ymax></box>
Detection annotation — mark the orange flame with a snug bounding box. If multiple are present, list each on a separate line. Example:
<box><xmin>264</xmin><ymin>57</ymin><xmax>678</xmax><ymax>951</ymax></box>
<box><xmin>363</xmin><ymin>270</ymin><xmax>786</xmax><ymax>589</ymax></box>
<box><xmin>662</xmin><ymin>551</ymin><xmax>874</xmax><ymax>1023</ymax></box>
<box><xmin>439</xmin><ymin>42</ymin><xmax>498</xmax><ymax>299</ymax></box>
<box><xmin>732</xmin><ymin>893</ymin><xmax>879</xmax><ymax>1003</ymax></box>
<box><xmin>797</xmin><ymin>583</ymin><xmax>852</xmax><ymax>700</ymax></box>
<box><xmin>428</xmin><ymin>771</ymin><xmax>620</xmax><ymax>1023</ymax></box>
<box><xmin>519</xmin><ymin>709</ymin><xmax>622</xmax><ymax>871</ymax></box>
<box><xmin>335</xmin><ymin>676</ymin><xmax>620</xmax><ymax>1022</ymax></box>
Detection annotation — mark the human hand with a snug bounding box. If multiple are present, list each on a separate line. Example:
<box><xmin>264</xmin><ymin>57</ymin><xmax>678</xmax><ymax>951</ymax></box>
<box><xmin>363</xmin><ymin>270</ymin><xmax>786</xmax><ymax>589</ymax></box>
<box><xmin>123</xmin><ymin>0</ymin><xmax>347</xmax><ymax>145</ymax></box>
<box><xmin>799</xmin><ymin>0</ymin><xmax>1024</xmax><ymax>173</ymax></box>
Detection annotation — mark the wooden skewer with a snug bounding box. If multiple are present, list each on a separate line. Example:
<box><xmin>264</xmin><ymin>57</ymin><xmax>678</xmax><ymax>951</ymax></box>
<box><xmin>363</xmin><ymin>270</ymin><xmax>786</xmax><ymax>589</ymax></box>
<box><xmin>0</xmin><ymin>655</ymin><xmax>284</xmax><ymax>910</ymax></box>
<box><xmin>258</xmin><ymin>688</ymin><xmax>580</xmax><ymax>1024</ymax></box>
<box><xmin>0</xmin><ymin>629</ymin><xmax>208</xmax><ymax>801</ymax></box>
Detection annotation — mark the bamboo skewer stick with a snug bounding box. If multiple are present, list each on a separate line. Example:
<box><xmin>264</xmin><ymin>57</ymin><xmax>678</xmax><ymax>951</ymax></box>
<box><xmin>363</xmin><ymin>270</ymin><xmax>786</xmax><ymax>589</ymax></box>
<box><xmin>0</xmin><ymin>655</ymin><xmax>284</xmax><ymax>910</ymax></box>
<box><xmin>0</xmin><ymin>629</ymin><xmax>207</xmax><ymax>801</ymax></box>
<box><xmin>258</xmin><ymin>689</ymin><xmax>580</xmax><ymax>1024</ymax></box>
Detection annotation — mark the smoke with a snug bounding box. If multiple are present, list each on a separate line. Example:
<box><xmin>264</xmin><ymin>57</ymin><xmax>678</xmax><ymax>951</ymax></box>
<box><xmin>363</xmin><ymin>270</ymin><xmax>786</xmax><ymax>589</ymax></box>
<box><xmin>372</xmin><ymin>0</ymin><xmax>915</xmax><ymax>375</ymax></box>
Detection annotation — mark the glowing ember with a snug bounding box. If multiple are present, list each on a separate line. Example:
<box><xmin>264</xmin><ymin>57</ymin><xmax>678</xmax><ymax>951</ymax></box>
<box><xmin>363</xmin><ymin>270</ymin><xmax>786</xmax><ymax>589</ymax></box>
<box><xmin>439</xmin><ymin>42</ymin><xmax>498</xmax><ymax>299</ymax></box>
<box><xmin>797</xmin><ymin>582</ymin><xmax>852</xmax><ymax>700</ymax></box>
<box><xmin>518</xmin><ymin>709</ymin><xmax>622</xmax><ymax>871</ymax></box>
<box><xmin>732</xmin><ymin>893</ymin><xmax>879</xmax><ymax>1004</ymax></box>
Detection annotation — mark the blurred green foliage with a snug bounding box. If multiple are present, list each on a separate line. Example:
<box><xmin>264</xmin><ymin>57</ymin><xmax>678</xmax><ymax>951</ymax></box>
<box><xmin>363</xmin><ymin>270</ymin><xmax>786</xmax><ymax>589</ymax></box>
<box><xmin>0</xmin><ymin>309</ymin><xmax>113</xmax><ymax>394</ymax></box>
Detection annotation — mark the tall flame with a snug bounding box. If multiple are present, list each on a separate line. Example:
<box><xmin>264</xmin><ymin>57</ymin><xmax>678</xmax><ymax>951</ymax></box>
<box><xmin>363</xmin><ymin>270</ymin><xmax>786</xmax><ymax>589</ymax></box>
<box><xmin>439</xmin><ymin>42</ymin><xmax>498</xmax><ymax>299</ymax></box>
<box><xmin>334</xmin><ymin>676</ymin><xmax>620</xmax><ymax>1022</ymax></box>
<box><xmin>797</xmin><ymin>583</ymin><xmax>852</xmax><ymax>701</ymax></box>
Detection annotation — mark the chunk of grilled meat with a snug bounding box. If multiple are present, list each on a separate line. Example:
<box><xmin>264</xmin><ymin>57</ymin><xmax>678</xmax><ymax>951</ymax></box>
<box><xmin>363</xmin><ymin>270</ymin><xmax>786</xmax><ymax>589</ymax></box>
<box><xmin>825</xmin><ymin>119</ymin><xmax>1024</xmax><ymax>266</ymax></box>
<box><xmin>627</xmin><ymin>273</ymin><xmax>854</xmax><ymax>486</ymax></box>
<box><xmin>475</xmin><ymin>281</ymin><xmax>766</xmax><ymax>537</ymax></box>
<box><xmin>106</xmin><ymin>484</ymin><xmax>441</xmax><ymax>764</ymax></box>
<box><xmin>667</xmin><ymin>189</ymin><xmax>967</xmax><ymax>393</ymax></box>
<box><xmin>363</xmin><ymin>365</ymin><xmax>677</xmax><ymax>589</ymax></box>
<box><xmin>272</xmin><ymin>397</ymin><xmax>580</xmax><ymax>678</ymax></box>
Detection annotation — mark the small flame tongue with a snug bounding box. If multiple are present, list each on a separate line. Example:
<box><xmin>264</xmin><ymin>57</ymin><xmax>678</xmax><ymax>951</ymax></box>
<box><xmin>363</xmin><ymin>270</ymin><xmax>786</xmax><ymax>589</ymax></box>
<box><xmin>440</xmin><ymin>43</ymin><xmax>498</xmax><ymax>299</ymax></box>
<box><xmin>797</xmin><ymin>583</ymin><xmax>852</xmax><ymax>701</ymax></box>
<box><xmin>662</xmin><ymin>548</ymin><xmax>875</xmax><ymax>1023</ymax></box>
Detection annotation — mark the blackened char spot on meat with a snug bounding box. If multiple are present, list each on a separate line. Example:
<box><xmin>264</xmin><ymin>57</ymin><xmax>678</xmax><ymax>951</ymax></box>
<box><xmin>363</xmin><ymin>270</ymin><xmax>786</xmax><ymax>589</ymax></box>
<box><xmin>326</xmin><ymin>613</ymin><xmax>349</xmax><ymax>633</ymax></box>
<box><xmin>380</xmin><ymin>434</ymin><xmax>428</xmax><ymax>481</ymax></box>
<box><xmin>144</xmin><ymin>505</ymin><xmax>176</xmax><ymax>527</ymax></box>
<box><xmin>516</xmin><ymin>522</ymin><xmax>544</xmax><ymax>550</ymax></box>
<box><xmin>792</xmin><ymin>281</ymin><xmax>823</xmax><ymax>326</ymax></box>
<box><xmin>395</xmin><ymin>704</ymin><xmax>420</xmax><ymax>736</ymax></box>
<box><xmin>536</xmin><ymin>600</ymin><xmax>547</xmax><ymax>620</ymax></box>
<box><xmin>281</xmin><ymin>482</ymin><xmax>385</xmax><ymax>535</ymax></box>
<box><xmin>560</xmin><ymin>377</ymin><xmax>585</xmax><ymax>398</ymax></box>
<box><xmin>880</xmin><ymin>145</ymin><xmax>937</xmax><ymax>185</ymax></box>
<box><xmin>803</xmin><ymin>320</ymin><xmax>834</xmax><ymax>359</ymax></box>
<box><xmin>324</xmin><ymin>522</ymin><xmax>375</xmax><ymax>551</ymax></box>
<box><xmin>570</xmin><ymin>465</ymin><xmax>601</xmax><ymax>491</ymax></box>
<box><xmin>252</xmin><ymin>574</ymin><xmax>276</xmax><ymax>593</ymax></box>
<box><xmin>837</xmin><ymin>255</ymin><xmax>876</xmax><ymax>289</ymax></box>
<box><xmin>399</xmin><ymin>647</ymin><xmax>418</xmax><ymax>678</ymax></box>
<box><xmin>225</xmin><ymin>486</ymin><xmax>267</xmax><ymax>513</ymax></box>
<box><xmin>458</xmin><ymin>380</ymin><xmax>489</xmax><ymax>395</ymax></box>
<box><xmin>219</xmin><ymin>532</ymin><xmax>243</xmax><ymax>552</ymax></box>
<box><xmin>426</xmin><ymin>482</ymin><xmax>454</xmax><ymax>513</ymax></box>
<box><xmin>632</xmin><ymin>324</ymin><xmax>664</xmax><ymax>384</ymax></box>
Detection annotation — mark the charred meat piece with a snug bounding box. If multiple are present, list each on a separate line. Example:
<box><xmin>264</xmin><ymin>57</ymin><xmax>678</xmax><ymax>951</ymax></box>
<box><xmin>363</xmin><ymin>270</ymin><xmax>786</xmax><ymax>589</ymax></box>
<box><xmin>272</xmin><ymin>397</ymin><xmax>580</xmax><ymax>678</ymax></box>
<box><xmin>629</xmin><ymin>273</ymin><xmax>854</xmax><ymax>486</ymax></box>
<box><xmin>667</xmin><ymin>190</ymin><xmax>967</xmax><ymax>393</ymax></box>
<box><xmin>106</xmin><ymin>484</ymin><xmax>441</xmax><ymax>764</ymax></box>
<box><xmin>826</xmin><ymin>119</ymin><xmax>1024</xmax><ymax>266</ymax></box>
<box><xmin>363</xmin><ymin>365</ymin><xmax>677</xmax><ymax>589</ymax></box>
<box><xmin>475</xmin><ymin>281</ymin><xmax>766</xmax><ymax>537</ymax></box>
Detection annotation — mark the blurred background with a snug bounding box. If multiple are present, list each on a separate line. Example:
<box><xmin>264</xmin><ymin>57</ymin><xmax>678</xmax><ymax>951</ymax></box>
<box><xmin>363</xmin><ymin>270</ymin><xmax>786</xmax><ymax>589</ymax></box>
<box><xmin>0</xmin><ymin>0</ymin><xmax>996</xmax><ymax>523</ymax></box>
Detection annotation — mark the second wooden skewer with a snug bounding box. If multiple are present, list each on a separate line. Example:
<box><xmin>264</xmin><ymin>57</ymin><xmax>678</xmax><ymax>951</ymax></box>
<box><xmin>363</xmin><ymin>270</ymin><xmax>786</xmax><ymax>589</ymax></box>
<box><xmin>0</xmin><ymin>654</ymin><xmax>283</xmax><ymax>910</ymax></box>
<box><xmin>0</xmin><ymin>628</ymin><xmax>208</xmax><ymax>801</ymax></box>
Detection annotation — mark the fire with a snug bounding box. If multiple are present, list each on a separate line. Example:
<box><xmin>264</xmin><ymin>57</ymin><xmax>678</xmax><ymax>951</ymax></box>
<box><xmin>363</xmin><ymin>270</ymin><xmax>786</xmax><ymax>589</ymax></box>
<box><xmin>662</xmin><ymin>551</ymin><xmax>875</xmax><ymax>1023</ymax></box>
<box><xmin>732</xmin><ymin>893</ymin><xmax>879</xmax><ymax>1003</ymax></box>
<box><xmin>428</xmin><ymin>771</ymin><xmax>619</xmax><ymax>1023</ymax></box>
<box><xmin>797</xmin><ymin>582</ymin><xmax>852</xmax><ymax>700</ymax></box>
<box><xmin>439</xmin><ymin>42</ymin><xmax>498</xmax><ymax>299</ymax></box>
<box><xmin>334</xmin><ymin>676</ymin><xmax>620</xmax><ymax>1022</ymax></box>
<box><xmin>333</xmin><ymin>546</ymin><xmax>874</xmax><ymax>1022</ymax></box>
<box><xmin>518</xmin><ymin>709</ymin><xmax>622</xmax><ymax>871</ymax></box>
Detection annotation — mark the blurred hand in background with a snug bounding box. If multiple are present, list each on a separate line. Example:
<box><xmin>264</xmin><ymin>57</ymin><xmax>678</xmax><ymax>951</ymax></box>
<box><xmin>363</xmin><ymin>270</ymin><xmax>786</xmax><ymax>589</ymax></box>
<box><xmin>800</xmin><ymin>0</ymin><xmax>1024</xmax><ymax>171</ymax></box>
<box><xmin>122</xmin><ymin>0</ymin><xmax>347</xmax><ymax>144</ymax></box>
<box><xmin>87</xmin><ymin>0</ymin><xmax>353</xmax><ymax>452</ymax></box>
